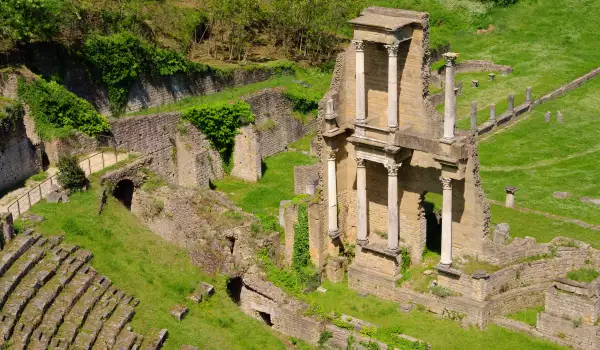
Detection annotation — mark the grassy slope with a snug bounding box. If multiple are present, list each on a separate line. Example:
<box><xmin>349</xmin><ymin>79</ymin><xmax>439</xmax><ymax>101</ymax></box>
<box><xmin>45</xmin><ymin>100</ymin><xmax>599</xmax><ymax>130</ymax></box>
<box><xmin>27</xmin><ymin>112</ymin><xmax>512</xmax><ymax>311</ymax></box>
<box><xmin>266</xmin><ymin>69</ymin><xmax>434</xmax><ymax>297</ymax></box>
<box><xmin>479</xmin><ymin>77</ymin><xmax>600</xmax><ymax>226</ymax></box>
<box><xmin>438</xmin><ymin>0</ymin><xmax>600</xmax><ymax>128</ymax></box>
<box><xmin>214</xmin><ymin>149</ymin><xmax>317</xmax><ymax>219</ymax></box>
<box><xmin>303</xmin><ymin>281</ymin><xmax>563</xmax><ymax>350</ymax></box>
<box><xmin>15</xmin><ymin>172</ymin><xmax>285</xmax><ymax>350</ymax></box>
<box><xmin>507</xmin><ymin>306</ymin><xmax>544</xmax><ymax>327</ymax></box>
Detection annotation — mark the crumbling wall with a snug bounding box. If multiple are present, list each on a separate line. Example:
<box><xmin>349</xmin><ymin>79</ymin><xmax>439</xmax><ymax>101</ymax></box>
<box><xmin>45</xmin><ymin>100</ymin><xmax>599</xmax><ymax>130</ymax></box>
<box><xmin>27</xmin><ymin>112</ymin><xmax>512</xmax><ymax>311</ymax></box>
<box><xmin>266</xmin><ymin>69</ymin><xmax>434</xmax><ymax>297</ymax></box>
<box><xmin>176</xmin><ymin>122</ymin><xmax>224</xmax><ymax>187</ymax></box>
<box><xmin>230</xmin><ymin>126</ymin><xmax>261</xmax><ymax>182</ymax></box>
<box><xmin>0</xmin><ymin>116</ymin><xmax>40</xmax><ymax>193</ymax></box>
<box><xmin>293</xmin><ymin>165</ymin><xmax>319</xmax><ymax>195</ymax></box>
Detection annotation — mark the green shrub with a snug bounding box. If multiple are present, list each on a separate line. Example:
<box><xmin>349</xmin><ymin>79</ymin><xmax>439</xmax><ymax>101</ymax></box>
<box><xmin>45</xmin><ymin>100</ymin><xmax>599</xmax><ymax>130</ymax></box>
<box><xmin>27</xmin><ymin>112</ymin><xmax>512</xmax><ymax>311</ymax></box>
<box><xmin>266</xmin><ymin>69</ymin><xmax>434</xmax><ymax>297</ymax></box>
<box><xmin>430</xmin><ymin>285</ymin><xmax>452</xmax><ymax>298</ymax></box>
<box><xmin>17</xmin><ymin>78</ymin><xmax>109</xmax><ymax>140</ymax></box>
<box><xmin>0</xmin><ymin>99</ymin><xmax>24</xmax><ymax>129</ymax></box>
<box><xmin>567</xmin><ymin>268</ymin><xmax>600</xmax><ymax>283</ymax></box>
<box><xmin>56</xmin><ymin>155</ymin><xmax>86</xmax><ymax>191</ymax></box>
<box><xmin>317</xmin><ymin>330</ymin><xmax>333</xmax><ymax>346</ymax></box>
<box><xmin>284</xmin><ymin>86</ymin><xmax>320</xmax><ymax>116</ymax></box>
<box><xmin>292</xmin><ymin>204</ymin><xmax>310</xmax><ymax>271</ymax></box>
<box><xmin>400</xmin><ymin>247</ymin><xmax>411</xmax><ymax>273</ymax></box>
<box><xmin>182</xmin><ymin>101</ymin><xmax>255</xmax><ymax>164</ymax></box>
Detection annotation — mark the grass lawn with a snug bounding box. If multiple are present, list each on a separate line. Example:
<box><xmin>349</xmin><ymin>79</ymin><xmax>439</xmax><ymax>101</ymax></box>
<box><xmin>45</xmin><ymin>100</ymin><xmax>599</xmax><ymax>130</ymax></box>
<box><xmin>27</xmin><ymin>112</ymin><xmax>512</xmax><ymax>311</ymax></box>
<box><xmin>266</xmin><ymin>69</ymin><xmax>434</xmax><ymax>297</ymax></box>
<box><xmin>446</xmin><ymin>0</ymin><xmax>600</xmax><ymax>128</ymax></box>
<box><xmin>507</xmin><ymin>306</ymin><xmax>545</xmax><ymax>327</ymax></box>
<box><xmin>213</xmin><ymin>148</ymin><xmax>317</xmax><ymax>219</ymax></box>
<box><xmin>303</xmin><ymin>281</ymin><xmax>564</xmax><ymax>350</ymax></box>
<box><xmin>567</xmin><ymin>268</ymin><xmax>600</xmax><ymax>283</ymax></box>
<box><xmin>14</xmin><ymin>172</ymin><xmax>285</xmax><ymax>350</ymax></box>
<box><xmin>128</xmin><ymin>69</ymin><xmax>331</xmax><ymax>117</ymax></box>
<box><xmin>479</xmin><ymin>76</ymin><xmax>600</xmax><ymax>225</ymax></box>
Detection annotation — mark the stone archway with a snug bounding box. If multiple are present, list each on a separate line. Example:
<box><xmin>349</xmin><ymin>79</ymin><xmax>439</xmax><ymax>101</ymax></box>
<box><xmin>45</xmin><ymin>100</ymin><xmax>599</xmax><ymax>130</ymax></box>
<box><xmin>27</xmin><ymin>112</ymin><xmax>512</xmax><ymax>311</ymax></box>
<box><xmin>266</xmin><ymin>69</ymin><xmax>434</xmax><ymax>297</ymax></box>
<box><xmin>113</xmin><ymin>179</ymin><xmax>134</xmax><ymax>210</ymax></box>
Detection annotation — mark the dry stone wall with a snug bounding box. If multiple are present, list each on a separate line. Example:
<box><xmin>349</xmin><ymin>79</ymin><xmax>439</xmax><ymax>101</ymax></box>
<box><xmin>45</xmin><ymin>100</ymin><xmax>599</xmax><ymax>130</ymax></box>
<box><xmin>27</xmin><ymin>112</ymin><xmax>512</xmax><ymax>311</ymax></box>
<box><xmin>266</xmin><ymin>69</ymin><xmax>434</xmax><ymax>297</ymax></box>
<box><xmin>0</xmin><ymin>117</ymin><xmax>40</xmax><ymax>193</ymax></box>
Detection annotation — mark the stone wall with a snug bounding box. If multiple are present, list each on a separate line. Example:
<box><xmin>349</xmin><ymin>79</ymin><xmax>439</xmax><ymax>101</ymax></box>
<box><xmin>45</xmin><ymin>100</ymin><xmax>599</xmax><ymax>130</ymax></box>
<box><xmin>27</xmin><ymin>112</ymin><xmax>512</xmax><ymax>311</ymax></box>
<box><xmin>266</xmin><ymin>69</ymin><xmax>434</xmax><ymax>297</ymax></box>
<box><xmin>0</xmin><ymin>116</ymin><xmax>40</xmax><ymax>193</ymax></box>
<box><xmin>243</xmin><ymin>88</ymin><xmax>316</xmax><ymax>159</ymax></box>
<box><xmin>43</xmin><ymin>132</ymin><xmax>99</xmax><ymax>164</ymax></box>
<box><xmin>230</xmin><ymin>126</ymin><xmax>261</xmax><ymax>182</ymax></box>
<box><xmin>435</xmin><ymin>60</ymin><xmax>513</xmax><ymax>78</ymax></box>
<box><xmin>175</xmin><ymin>122</ymin><xmax>224</xmax><ymax>187</ymax></box>
<box><xmin>293</xmin><ymin>165</ymin><xmax>319</xmax><ymax>195</ymax></box>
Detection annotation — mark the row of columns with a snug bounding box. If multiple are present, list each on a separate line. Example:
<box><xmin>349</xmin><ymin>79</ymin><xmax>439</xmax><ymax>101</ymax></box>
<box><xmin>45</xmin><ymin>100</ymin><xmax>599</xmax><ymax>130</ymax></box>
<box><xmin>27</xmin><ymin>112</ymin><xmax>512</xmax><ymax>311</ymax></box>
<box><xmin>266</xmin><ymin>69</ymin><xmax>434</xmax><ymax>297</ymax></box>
<box><xmin>352</xmin><ymin>40</ymin><xmax>400</xmax><ymax>135</ymax></box>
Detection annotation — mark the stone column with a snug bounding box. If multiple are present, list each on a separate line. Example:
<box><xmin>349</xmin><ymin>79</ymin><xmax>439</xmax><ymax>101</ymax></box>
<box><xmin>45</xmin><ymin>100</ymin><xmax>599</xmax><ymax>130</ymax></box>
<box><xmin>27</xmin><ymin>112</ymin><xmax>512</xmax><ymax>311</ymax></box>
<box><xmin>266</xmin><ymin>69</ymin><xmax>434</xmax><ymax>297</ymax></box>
<box><xmin>470</xmin><ymin>101</ymin><xmax>477</xmax><ymax>130</ymax></box>
<box><xmin>442</xmin><ymin>53</ymin><xmax>459</xmax><ymax>142</ymax></box>
<box><xmin>0</xmin><ymin>212</ymin><xmax>15</xmax><ymax>249</ymax></box>
<box><xmin>440</xmin><ymin>177</ymin><xmax>453</xmax><ymax>266</ymax></box>
<box><xmin>328</xmin><ymin>149</ymin><xmax>340</xmax><ymax>239</ymax></box>
<box><xmin>505</xmin><ymin>186</ymin><xmax>517</xmax><ymax>208</ymax></box>
<box><xmin>386</xmin><ymin>163</ymin><xmax>401</xmax><ymax>254</ymax></box>
<box><xmin>508</xmin><ymin>94</ymin><xmax>514</xmax><ymax>113</ymax></box>
<box><xmin>385</xmin><ymin>44</ymin><xmax>399</xmax><ymax>130</ymax></box>
<box><xmin>526</xmin><ymin>87</ymin><xmax>533</xmax><ymax>103</ymax></box>
<box><xmin>356</xmin><ymin>158</ymin><xmax>368</xmax><ymax>246</ymax></box>
<box><xmin>489</xmin><ymin>103</ymin><xmax>496</xmax><ymax>123</ymax></box>
<box><xmin>353</xmin><ymin>40</ymin><xmax>366</xmax><ymax>136</ymax></box>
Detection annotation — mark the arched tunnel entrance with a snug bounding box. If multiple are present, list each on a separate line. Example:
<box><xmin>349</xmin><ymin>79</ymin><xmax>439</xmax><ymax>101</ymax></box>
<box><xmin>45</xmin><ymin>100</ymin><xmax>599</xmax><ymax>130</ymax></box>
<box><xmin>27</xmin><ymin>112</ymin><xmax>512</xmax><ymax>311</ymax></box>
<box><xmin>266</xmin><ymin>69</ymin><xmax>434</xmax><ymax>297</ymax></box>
<box><xmin>113</xmin><ymin>179</ymin><xmax>134</xmax><ymax>210</ymax></box>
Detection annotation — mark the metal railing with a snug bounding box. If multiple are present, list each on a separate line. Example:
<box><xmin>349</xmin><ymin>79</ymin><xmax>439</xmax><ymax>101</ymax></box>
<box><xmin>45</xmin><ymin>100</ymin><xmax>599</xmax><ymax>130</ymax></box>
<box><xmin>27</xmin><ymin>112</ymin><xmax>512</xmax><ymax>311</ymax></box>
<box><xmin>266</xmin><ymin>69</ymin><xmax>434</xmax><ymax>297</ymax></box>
<box><xmin>5</xmin><ymin>137</ymin><xmax>129</xmax><ymax>218</ymax></box>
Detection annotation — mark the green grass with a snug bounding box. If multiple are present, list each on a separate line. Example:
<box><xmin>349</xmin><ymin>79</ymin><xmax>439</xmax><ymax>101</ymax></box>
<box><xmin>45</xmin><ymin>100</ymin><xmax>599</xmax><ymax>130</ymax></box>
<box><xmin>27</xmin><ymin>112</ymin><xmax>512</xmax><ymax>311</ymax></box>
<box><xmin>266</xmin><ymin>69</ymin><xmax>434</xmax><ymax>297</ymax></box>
<box><xmin>28</xmin><ymin>171</ymin><xmax>49</xmax><ymax>183</ymax></box>
<box><xmin>213</xmin><ymin>151</ymin><xmax>317</xmax><ymax>219</ymax></box>
<box><xmin>507</xmin><ymin>306</ymin><xmax>544</xmax><ymax>327</ymax></box>
<box><xmin>14</xmin><ymin>174</ymin><xmax>285</xmax><ymax>350</ymax></box>
<box><xmin>461</xmin><ymin>257</ymin><xmax>501</xmax><ymax>275</ymax></box>
<box><xmin>479</xmin><ymin>76</ymin><xmax>600</xmax><ymax>226</ymax></box>
<box><xmin>443</xmin><ymin>0</ymin><xmax>600</xmax><ymax>129</ymax></box>
<box><xmin>303</xmin><ymin>281</ymin><xmax>564</xmax><ymax>350</ymax></box>
<box><xmin>567</xmin><ymin>268</ymin><xmax>600</xmax><ymax>283</ymax></box>
<box><xmin>128</xmin><ymin>69</ymin><xmax>331</xmax><ymax>117</ymax></box>
<box><xmin>289</xmin><ymin>133</ymin><xmax>315</xmax><ymax>152</ymax></box>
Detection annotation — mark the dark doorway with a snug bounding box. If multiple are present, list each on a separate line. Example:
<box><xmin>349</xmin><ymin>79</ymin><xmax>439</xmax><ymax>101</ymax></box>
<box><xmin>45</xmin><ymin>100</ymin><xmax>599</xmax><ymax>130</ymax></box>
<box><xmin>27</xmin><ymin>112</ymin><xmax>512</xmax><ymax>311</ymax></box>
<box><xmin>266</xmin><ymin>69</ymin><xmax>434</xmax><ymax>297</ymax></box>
<box><xmin>113</xmin><ymin>179</ymin><xmax>134</xmax><ymax>210</ymax></box>
<box><xmin>41</xmin><ymin>152</ymin><xmax>50</xmax><ymax>170</ymax></box>
<box><xmin>423</xmin><ymin>199</ymin><xmax>442</xmax><ymax>254</ymax></box>
<box><xmin>258</xmin><ymin>311</ymin><xmax>273</xmax><ymax>327</ymax></box>
<box><xmin>226</xmin><ymin>276</ymin><xmax>243</xmax><ymax>304</ymax></box>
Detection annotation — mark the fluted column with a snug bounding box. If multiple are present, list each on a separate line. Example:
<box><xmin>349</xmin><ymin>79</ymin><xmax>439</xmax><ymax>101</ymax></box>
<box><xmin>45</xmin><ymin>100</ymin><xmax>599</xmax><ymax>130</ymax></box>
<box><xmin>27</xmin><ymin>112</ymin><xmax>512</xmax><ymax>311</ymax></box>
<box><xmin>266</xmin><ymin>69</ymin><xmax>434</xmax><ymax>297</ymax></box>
<box><xmin>353</xmin><ymin>40</ymin><xmax>366</xmax><ymax>137</ymax></box>
<box><xmin>440</xmin><ymin>177</ymin><xmax>453</xmax><ymax>266</ymax></box>
<box><xmin>356</xmin><ymin>158</ymin><xmax>368</xmax><ymax>246</ymax></box>
<box><xmin>328</xmin><ymin>149</ymin><xmax>340</xmax><ymax>238</ymax></box>
<box><xmin>442</xmin><ymin>52</ymin><xmax>459</xmax><ymax>142</ymax></box>
<box><xmin>386</xmin><ymin>163</ymin><xmax>401</xmax><ymax>254</ymax></box>
<box><xmin>385</xmin><ymin>44</ymin><xmax>399</xmax><ymax>130</ymax></box>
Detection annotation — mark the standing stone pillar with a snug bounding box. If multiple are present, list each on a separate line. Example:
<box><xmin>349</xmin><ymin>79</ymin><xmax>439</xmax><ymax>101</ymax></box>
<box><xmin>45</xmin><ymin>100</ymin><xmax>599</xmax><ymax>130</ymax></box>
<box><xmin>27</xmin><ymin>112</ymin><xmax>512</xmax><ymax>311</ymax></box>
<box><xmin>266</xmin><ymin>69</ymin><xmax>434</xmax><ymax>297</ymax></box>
<box><xmin>328</xmin><ymin>149</ymin><xmax>340</xmax><ymax>239</ymax></box>
<box><xmin>353</xmin><ymin>40</ymin><xmax>366</xmax><ymax>136</ymax></box>
<box><xmin>385</xmin><ymin>44</ymin><xmax>399</xmax><ymax>130</ymax></box>
<box><xmin>505</xmin><ymin>186</ymin><xmax>517</xmax><ymax>208</ymax></box>
<box><xmin>489</xmin><ymin>104</ymin><xmax>496</xmax><ymax>123</ymax></box>
<box><xmin>557</xmin><ymin>111</ymin><xmax>564</xmax><ymax>123</ymax></box>
<box><xmin>442</xmin><ymin>52</ymin><xmax>459</xmax><ymax>142</ymax></box>
<box><xmin>440</xmin><ymin>177</ymin><xmax>453</xmax><ymax>267</ymax></box>
<box><xmin>386</xmin><ymin>163</ymin><xmax>401</xmax><ymax>254</ymax></box>
<box><xmin>356</xmin><ymin>158</ymin><xmax>368</xmax><ymax>246</ymax></box>
<box><xmin>0</xmin><ymin>212</ymin><xmax>15</xmax><ymax>249</ymax></box>
<box><xmin>508</xmin><ymin>94</ymin><xmax>515</xmax><ymax>113</ymax></box>
<box><xmin>526</xmin><ymin>87</ymin><xmax>533</xmax><ymax>103</ymax></box>
<box><xmin>545</xmin><ymin>111</ymin><xmax>551</xmax><ymax>123</ymax></box>
<box><xmin>470</xmin><ymin>101</ymin><xmax>478</xmax><ymax>130</ymax></box>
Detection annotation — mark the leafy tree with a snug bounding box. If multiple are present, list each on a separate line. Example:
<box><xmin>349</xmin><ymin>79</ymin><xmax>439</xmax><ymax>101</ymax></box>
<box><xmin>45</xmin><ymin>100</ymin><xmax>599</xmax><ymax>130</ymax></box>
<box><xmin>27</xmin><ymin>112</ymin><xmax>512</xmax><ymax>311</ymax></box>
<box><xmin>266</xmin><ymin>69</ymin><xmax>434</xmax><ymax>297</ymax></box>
<box><xmin>56</xmin><ymin>154</ymin><xmax>86</xmax><ymax>191</ymax></box>
<box><xmin>0</xmin><ymin>0</ymin><xmax>73</xmax><ymax>42</ymax></box>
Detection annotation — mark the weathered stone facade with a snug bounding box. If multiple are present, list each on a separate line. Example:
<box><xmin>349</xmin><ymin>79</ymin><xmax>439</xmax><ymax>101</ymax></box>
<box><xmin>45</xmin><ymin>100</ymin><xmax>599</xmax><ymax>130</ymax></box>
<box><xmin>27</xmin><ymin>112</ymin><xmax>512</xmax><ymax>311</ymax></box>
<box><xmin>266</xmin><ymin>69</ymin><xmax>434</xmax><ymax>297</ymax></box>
<box><xmin>0</xmin><ymin>116</ymin><xmax>40</xmax><ymax>194</ymax></box>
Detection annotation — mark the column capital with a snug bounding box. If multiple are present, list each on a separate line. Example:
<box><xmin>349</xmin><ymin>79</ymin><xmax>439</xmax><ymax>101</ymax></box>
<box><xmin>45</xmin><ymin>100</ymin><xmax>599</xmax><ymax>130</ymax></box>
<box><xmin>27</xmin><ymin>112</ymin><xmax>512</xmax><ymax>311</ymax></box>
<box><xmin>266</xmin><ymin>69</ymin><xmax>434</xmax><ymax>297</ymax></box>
<box><xmin>442</xmin><ymin>52</ymin><xmax>459</xmax><ymax>67</ymax></box>
<box><xmin>355</xmin><ymin>157</ymin><xmax>366</xmax><ymax>168</ymax></box>
<box><xmin>440</xmin><ymin>177</ymin><xmax>452</xmax><ymax>190</ymax></box>
<box><xmin>384</xmin><ymin>44</ymin><xmax>399</xmax><ymax>57</ymax></box>
<box><xmin>352</xmin><ymin>40</ymin><xmax>365</xmax><ymax>52</ymax></box>
<box><xmin>328</xmin><ymin>148</ymin><xmax>338</xmax><ymax>161</ymax></box>
<box><xmin>504</xmin><ymin>186</ymin><xmax>517</xmax><ymax>194</ymax></box>
<box><xmin>386</xmin><ymin>163</ymin><xmax>402</xmax><ymax>176</ymax></box>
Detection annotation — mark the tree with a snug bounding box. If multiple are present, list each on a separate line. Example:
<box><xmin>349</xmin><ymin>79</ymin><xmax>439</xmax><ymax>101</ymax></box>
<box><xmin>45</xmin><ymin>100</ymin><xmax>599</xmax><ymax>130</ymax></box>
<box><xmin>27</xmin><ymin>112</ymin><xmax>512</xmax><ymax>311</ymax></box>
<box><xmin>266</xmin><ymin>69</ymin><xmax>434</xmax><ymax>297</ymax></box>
<box><xmin>0</xmin><ymin>0</ymin><xmax>72</xmax><ymax>43</ymax></box>
<box><xmin>56</xmin><ymin>155</ymin><xmax>86</xmax><ymax>191</ymax></box>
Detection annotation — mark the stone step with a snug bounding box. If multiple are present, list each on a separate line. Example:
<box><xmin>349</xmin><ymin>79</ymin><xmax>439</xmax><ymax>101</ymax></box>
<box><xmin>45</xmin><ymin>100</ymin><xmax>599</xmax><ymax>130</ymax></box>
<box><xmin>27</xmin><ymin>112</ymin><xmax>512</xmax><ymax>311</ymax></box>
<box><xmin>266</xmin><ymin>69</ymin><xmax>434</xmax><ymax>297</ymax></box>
<box><xmin>0</xmin><ymin>233</ymin><xmax>40</xmax><ymax>276</ymax></box>
<box><xmin>0</xmin><ymin>238</ymin><xmax>49</xmax><ymax>309</ymax></box>
<box><xmin>73</xmin><ymin>287</ymin><xmax>123</xmax><ymax>349</ymax></box>
<box><xmin>92</xmin><ymin>301</ymin><xmax>135</xmax><ymax>349</ymax></box>
<box><xmin>113</xmin><ymin>326</ymin><xmax>139</xmax><ymax>350</ymax></box>
<box><xmin>51</xmin><ymin>275</ymin><xmax>112</xmax><ymax>349</ymax></box>
<box><xmin>8</xmin><ymin>250</ymin><xmax>89</xmax><ymax>349</ymax></box>
<box><xmin>0</xmin><ymin>242</ymin><xmax>72</xmax><ymax>342</ymax></box>
<box><xmin>28</xmin><ymin>265</ymin><xmax>98</xmax><ymax>349</ymax></box>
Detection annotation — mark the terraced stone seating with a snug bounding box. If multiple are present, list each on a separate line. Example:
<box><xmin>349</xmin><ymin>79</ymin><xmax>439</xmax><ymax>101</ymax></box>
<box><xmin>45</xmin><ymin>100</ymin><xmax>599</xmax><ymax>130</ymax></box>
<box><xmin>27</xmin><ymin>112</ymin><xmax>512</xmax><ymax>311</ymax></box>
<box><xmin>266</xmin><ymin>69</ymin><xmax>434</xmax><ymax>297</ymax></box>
<box><xmin>0</xmin><ymin>231</ymin><xmax>145</xmax><ymax>349</ymax></box>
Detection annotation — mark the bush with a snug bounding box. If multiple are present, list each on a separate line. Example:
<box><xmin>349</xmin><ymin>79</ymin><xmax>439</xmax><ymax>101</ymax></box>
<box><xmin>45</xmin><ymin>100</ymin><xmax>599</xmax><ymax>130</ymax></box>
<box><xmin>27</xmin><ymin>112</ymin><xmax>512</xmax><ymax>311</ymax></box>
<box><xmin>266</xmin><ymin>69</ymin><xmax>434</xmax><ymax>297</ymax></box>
<box><xmin>182</xmin><ymin>101</ymin><xmax>255</xmax><ymax>164</ymax></box>
<box><xmin>17</xmin><ymin>78</ymin><xmax>109</xmax><ymax>140</ymax></box>
<box><xmin>292</xmin><ymin>204</ymin><xmax>310</xmax><ymax>271</ymax></box>
<box><xmin>56</xmin><ymin>155</ymin><xmax>86</xmax><ymax>191</ymax></box>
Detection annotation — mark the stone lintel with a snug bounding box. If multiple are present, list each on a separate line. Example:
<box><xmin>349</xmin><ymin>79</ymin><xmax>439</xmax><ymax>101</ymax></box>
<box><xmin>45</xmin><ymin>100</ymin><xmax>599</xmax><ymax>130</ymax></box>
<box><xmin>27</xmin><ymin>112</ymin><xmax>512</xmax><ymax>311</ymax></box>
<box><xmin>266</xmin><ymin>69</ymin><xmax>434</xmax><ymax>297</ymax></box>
<box><xmin>323</xmin><ymin>127</ymin><xmax>348</xmax><ymax>139</ymax></box>
<box><xmin>554</xmin><ymin>277</ymin><xmax>600</xmax><ymax>297</ymax></box>
<box><xmin>394</xmin><ymin>131</ymin><xmax>468</xmax><ymax>160</ymax></box>
<box><xmin>361</xmin><ymin>241</ymin><xmax>402</xmax><ymax>258</ymax></box>
<box><xmin>434</xmin><ymin>263</ymin><xmax>462</xmax><ymax>277</ymax></box>
<box><xmin>471</xmin><ymin>270</ymin><xmax>490</xmax><ymax>280</ymax></box>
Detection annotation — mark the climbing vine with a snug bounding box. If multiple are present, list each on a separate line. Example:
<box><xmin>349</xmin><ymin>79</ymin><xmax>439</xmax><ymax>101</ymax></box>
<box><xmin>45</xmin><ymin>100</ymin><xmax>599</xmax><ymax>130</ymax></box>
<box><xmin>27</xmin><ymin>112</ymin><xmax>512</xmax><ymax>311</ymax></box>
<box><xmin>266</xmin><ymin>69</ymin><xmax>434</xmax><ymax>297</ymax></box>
<box><xmin>292</xmin><ymin>204</ymin><xmax>310</xmax><ymax>271</ymax></box>
<box><xmin>182</xmin><ymin>101</ymin><xmax>255</xmax><ymax>164</ymax></box>
<box><xmin>400</xmin><ymin>247</ymin><xmax>411</xmax><ymax>273</ymax></box>
<box><xmin>17</xmin><ymin>78</ymin><xmax>109</xmax><ymax>140</ymax></box>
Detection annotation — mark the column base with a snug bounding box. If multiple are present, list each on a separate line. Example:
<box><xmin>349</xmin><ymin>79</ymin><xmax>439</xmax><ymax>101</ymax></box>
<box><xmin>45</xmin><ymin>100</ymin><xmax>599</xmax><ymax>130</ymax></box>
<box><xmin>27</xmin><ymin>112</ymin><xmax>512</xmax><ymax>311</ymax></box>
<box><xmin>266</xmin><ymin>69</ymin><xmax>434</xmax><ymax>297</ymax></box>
<box><xmin>384</xmin><ymin>246</ymin><xmax>401</xmax><ymax>255</ymax></box>
<box><xmin>440</xmin><ymin>136</ymin><xmax>456</xmax><ymax>145</ymax></box>
<box><xmin>356</xmin><ymin>238</ymin><xmax>369</xmax><ymax>247</ymax></box>
<box><xmin>328</xmin><ymin>229</ymin><xmax>341</xmax><ymax>239</ymax></box>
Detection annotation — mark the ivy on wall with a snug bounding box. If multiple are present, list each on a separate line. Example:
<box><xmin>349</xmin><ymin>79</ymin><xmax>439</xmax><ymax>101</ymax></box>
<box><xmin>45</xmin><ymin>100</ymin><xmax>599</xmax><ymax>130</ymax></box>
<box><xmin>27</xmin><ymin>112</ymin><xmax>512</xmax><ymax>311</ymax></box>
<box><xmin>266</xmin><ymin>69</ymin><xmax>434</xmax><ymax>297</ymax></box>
<box><xmin>292</xmin><ymin>203</ymin><xmax>310</xmax><ymax>271</ymax></box>
<box><xmin>17</xmin><ymin>78</ymin><xmax>109</xmax><ymax>140</ymax></box>
<box><xmin>181</xmin><ymin>100</ymin><xmax>255</xmax><ymax>164</ymax></box>
<box><xmin>0</xmin><ymin>99</ymin><xmax>24</xmax><ymax>130</ymax></box>
<box><xmin>82</xmin><ymin>33</ymin><xmax>213</xmax><ymax>115</ymax></box>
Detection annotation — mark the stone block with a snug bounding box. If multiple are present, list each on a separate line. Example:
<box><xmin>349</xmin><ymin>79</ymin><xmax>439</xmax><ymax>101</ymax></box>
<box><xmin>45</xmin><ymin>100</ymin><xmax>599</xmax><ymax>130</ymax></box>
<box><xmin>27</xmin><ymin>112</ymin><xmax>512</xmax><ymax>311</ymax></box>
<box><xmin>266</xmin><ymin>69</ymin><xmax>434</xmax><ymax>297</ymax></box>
<box><xmin>472</xmin><ymin>80</ymin><xmax>479</xmax><ymax>88</ymax></box>
<box><xmin>169</xmin><ymin>305</ymin><xmax>188</xmax><ymax>321</ymax></box>
<box><xmin>1</xmin><ymin>212</ymin><xmax>15</xmax><ymax>247</ymax></box>
<box><xmin>309</xmin><ymin>137</ymin><xmax>318</xmax><ymax>157</ymax></box>
<box><xmin>46</xmin><ymin>191</ymin><xmax>62</xmax><ymax>204</ymax></box>
<box><xmin>147</xmin><ymin>329</ymin><xmax>168</xmax><ymax>350</ymax></box>
<box><xmin>279</xmin><ymin>200</ymin><xmax>291</xmax><ymax>227</ymax></box>
<box><xmin>493</xmin><ymin>223</ymin><xmax>510</xmax><ymax>244</ymax></box>
<box><xmin>187</xmin><ymin>282</ymin><xmax>215</xmax><ymax>304</ymax></box>
<box><xmin>326</xmin><ymin>257</ymin><xmax>347</xmax><ymax>283</ymax></box>
<box><xmin>181</xmin><ymin>346</ymin><xmax>199</xmax><ymax>350</ymax></box>
<box><xmin>553</xmin><ymin>191</ymin><xmax>571</xmax><ymax>199</ymax></box>
<box><xmin>545</xmin><ymin>111</ymin><xmax>551</xmax><ymax>122</ymax></box>
<box><xmin>557</xmin><ymin>111</ymin><xmax>564</xmax><ymax>123</ymax></box>
<box><xmin>580</xmin><ymin>197</ymin><xmax>600</xmax><ymax>206</ymax></box>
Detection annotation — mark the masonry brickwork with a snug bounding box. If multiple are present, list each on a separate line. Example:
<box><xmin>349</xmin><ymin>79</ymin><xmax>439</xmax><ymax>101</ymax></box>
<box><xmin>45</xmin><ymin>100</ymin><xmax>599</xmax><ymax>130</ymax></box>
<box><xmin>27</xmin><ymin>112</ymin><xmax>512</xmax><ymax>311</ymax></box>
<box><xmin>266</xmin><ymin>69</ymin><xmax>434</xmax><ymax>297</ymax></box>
<box><xmin>0</xmin><ymin>117</ymin><xmax>40</xmax><ymax>194</ymax></box>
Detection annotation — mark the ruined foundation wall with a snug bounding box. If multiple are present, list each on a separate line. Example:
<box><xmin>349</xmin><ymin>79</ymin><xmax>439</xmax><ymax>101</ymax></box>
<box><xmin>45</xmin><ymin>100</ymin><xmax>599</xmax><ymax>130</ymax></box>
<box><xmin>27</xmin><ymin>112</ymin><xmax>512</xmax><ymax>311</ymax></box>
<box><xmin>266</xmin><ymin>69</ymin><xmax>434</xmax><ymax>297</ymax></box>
<box><xmin>230</xmin><ymin>126</ymin><xmax>261</xmax><ymax>182</ymax></box>
<box><xmin>176</xmin><ymin>122</ymin><xmax>225</xmax><ymax>187</ymax></box>
<box><xmin>0</xmin><ymin>117</ymin><xmax>40</xmax><ymax>193</ymax></box>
